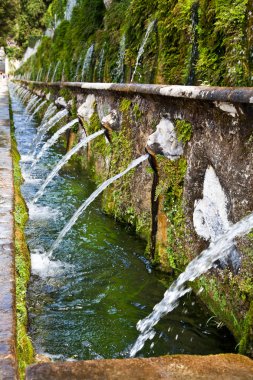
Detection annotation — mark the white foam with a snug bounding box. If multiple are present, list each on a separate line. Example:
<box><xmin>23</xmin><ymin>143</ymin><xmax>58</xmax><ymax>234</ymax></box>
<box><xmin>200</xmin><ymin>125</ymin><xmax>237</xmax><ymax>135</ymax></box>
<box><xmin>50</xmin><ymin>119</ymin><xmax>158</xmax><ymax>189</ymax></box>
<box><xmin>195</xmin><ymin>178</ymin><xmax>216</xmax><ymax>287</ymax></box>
<box><xmin>28</xmin><ymin>203</ymin><xmax>60</xmax><ymax>220</ymax></box>
<box><xmin>31</xmin><ymin>250</ymin><xmax>70</xmax><ymax>278</ymax></box>
<box><xmin>22</xmin><ymin>171</ymin><xmax>41</xmax><ymax>185</ymax></box>
<box><xmin>21</xmin><ymin>154</ymin><xmax>35</xmax><ymax>163</ymax></box>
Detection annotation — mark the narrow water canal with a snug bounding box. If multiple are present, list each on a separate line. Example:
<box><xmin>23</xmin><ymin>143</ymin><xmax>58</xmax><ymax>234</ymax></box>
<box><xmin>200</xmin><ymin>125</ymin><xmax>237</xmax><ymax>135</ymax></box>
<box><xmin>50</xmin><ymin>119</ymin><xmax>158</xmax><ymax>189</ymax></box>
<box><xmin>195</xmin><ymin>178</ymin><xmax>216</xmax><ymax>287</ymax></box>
<box><xmin>10</xmin><ymin>86</ymin><xmax>235</xmax><ymax>361</ymax></box>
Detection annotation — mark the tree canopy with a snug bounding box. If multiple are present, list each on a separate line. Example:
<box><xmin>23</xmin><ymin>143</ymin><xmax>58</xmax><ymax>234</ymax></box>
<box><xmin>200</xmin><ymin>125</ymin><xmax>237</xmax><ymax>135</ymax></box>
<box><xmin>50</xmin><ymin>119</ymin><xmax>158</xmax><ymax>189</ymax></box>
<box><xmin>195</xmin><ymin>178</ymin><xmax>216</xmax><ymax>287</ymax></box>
<box><xmin>1</xmin><ymin>0</ymin><xmax>53</xmax><ymax>58</ymax></box>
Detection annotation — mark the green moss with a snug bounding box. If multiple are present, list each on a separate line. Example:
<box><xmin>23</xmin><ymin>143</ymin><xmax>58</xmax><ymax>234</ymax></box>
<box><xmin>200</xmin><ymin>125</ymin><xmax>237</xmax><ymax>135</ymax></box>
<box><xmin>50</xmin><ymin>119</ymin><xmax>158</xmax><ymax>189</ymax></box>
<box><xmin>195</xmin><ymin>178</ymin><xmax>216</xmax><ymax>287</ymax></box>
<box><xmin>119</xmin><ymin>98</ymin><xmax>132</xmax><ymax>113</ymax></box>
<box><xmin>239</xmin><ymin>301</ymin><xmax>253</xmax><ymax>356</ymax></box>
<box><xmin>175</xmin><ymin>119</ymin><xmax>192</xmax><ymax>143</ymax></box>
<box><xmin>197</xmin><ymin>0</ymin><xmax>249</xmax><ymax>86</ymax></box>
<box><xmin>155</xmin><ymin>155</ymin><xmax>190</xmax><ymax>270</ymax></box>
<box><xmin>9</xmin><ymin>101</ymin><xmax>35</xmax><ymax>379</ymax></box>
<box><xmin>133</xmin><ymin>103</ymin><xmax>142</xmax><ymax>120</ymax></box>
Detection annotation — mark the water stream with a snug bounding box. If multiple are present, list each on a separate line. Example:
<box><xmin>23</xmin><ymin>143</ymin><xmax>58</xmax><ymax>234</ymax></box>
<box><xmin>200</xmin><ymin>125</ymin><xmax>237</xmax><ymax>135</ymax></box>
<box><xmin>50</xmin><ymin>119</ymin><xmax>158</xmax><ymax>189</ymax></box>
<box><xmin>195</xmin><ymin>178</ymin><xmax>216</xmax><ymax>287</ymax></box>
<box><xmin>131</xmin><ymin>20</ymin><xmax>156</xmax><ymax>83</ymax></box>
<box><xmin>35</xmin><ymin>109</ymin><xmax>69</xmax><ymax>146</ymax></box>
<box><xmin>48</xmin><ymin>154</ymin><xmax>149</xmax><ymax>257</ymax></box>
<box><xmin>81</xmin><ymin>45</ymin><xmax>94</xmax><ymax>81</ymax></box>
<box><xmin>10</xmin><ymin>84</ymin><xmax>236</xmax><ymax>361</ymax></box>
<box><xmin>32</xmin><ymin>100</ymin><xmax>47</xmax><ymax>118</ymax></box>
<box><xmin>32</xmin><ymin>118</ymin><xmax>79</xmax><ymax>168</ymax></box>
<box><xmin>32</xmin><ymin>129</ymin><xmax>105</xmax><ymax>203</ymax></box>
<box><xmin>130</xmin><ymin>212</ymin><xmax>253</xmax><ymax>356</ymax></box>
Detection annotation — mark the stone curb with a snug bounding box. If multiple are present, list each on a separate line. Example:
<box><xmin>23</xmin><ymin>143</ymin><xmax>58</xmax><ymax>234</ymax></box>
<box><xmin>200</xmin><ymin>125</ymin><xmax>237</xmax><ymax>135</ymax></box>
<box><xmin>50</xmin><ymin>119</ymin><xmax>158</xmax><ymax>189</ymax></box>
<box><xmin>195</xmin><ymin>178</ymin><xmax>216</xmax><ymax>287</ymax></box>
<box><xmin>0</xmin><ymin>79</ymin><xmax>18</xmax><ymax>379</ymax></box>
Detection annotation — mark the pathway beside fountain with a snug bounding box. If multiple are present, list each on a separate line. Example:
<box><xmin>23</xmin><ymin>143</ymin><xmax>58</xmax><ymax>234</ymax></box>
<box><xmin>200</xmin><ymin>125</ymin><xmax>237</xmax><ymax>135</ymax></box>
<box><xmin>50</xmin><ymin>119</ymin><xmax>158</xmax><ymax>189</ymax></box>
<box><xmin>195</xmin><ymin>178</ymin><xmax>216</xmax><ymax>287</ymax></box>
<box><xmin>0</xmin><ymin>79</ymin><xmax>18</xmax><ymax>379</ymax></box>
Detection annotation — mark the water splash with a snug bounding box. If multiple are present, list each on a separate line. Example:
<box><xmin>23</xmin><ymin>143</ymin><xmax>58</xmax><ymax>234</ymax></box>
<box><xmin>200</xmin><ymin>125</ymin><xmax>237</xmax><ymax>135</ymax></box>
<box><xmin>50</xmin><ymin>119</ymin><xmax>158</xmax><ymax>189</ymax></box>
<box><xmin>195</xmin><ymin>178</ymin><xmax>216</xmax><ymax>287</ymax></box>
<box><xmin>114</xmin><ymin>35</ymin><xmax>126</xmax><ymax>83</ymax></box>
<box><xmin>129</xmin><ymin>212</ymin><xmax>253</xmax><ymax>357</ymax></box>
<box><xmin>31</xmin><ymin>249</ymin><xmax>71</xmax><ymax>278</ymax></box>
<box><xmin>27</xmin><ymin>97</ymin><xmax>41</xmax><ymax>115</ymax></box>
<box><xmin>35</xmin><ymin>109</ymin><xmax>69</xmax><ymax>147</ymax></box>
<box><xmin>32</xmin><ymin>118</ymin><xmax>79</xmax><ymax>168</ymax></box>
<box><xmin>28</xmin><ymin>203</ymin><xmax>60</xmax><ymax>221</ymax></box>
<box><xmin>47</xmin><ymin>154</ymin><xmax>148</xmax><ymax>257</ymax></box>
<box><xmin>33</xmin><ymin>130</ymin><xmax>105</xmax><ymax>204</ymax></box>
<box><xmin>81</xmin><ymin>45</ymin><xmax>94</xmax><ymax>81</ymax></box>
<box><xmin>131</xmin><ymin>20</ymin><xmax>156</xmax><ymax>83</ymax></box>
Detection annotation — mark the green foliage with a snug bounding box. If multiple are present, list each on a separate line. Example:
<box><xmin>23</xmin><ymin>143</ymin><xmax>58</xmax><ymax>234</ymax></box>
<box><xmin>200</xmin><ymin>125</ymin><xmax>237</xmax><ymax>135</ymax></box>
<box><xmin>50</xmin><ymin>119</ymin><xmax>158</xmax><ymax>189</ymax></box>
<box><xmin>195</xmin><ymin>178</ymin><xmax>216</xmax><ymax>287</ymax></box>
<box><xmin>0</xmin><ymin>0</ymin><xmax>19</xmax><ymax>46</ymax></box>
<box><xmin>43</xmin><ymin>0</ymin><xmax>66</xmax><ymax>28</ymax></box>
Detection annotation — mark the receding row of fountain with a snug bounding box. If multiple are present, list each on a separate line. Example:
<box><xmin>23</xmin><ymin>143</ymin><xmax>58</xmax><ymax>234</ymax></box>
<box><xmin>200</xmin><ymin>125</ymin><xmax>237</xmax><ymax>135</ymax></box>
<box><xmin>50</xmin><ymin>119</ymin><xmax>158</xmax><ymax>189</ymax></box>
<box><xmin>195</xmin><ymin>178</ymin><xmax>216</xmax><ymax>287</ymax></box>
<box><xmin>12</xmin><ymin>83</ymin><xmax>253</xmax><ymax>357</ymax></box>
<box><xmin>18</xmin><ymin>18</ymin><xmax>156</xmax><ymax>84</ymax></box>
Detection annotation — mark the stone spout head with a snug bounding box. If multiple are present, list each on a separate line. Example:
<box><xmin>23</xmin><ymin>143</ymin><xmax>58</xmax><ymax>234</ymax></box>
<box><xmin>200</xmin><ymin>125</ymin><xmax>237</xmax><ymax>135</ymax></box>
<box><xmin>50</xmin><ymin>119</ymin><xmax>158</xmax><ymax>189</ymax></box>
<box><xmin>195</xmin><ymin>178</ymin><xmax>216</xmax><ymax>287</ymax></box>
<box><xmin>146</xmin><ymin>117</ymin><xmax>183</xmax><ymax>159</ymax></box>
<box><xmin>77</xmin><ymin>94</ymin><xmax>96</xmax><ymax>125</ymax></box>
<box><xmin>101</xmin><ymin>110</ymin><xmax>119</xmax><ymax>131</ymax></box>
<box><xmin>55</xmin><ymin>97</ymin><xmax>68</xmax><ymax>109</ymax></box>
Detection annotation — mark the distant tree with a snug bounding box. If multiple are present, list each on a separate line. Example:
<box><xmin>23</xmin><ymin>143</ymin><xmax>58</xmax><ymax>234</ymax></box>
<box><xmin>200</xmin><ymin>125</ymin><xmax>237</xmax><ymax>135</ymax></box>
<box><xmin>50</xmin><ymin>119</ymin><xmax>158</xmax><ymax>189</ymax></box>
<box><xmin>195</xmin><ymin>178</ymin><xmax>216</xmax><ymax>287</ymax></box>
<box><xmin>0</xmin><ymin>0</ymin><xmax>20</xmax><ymax>46</ymax></box>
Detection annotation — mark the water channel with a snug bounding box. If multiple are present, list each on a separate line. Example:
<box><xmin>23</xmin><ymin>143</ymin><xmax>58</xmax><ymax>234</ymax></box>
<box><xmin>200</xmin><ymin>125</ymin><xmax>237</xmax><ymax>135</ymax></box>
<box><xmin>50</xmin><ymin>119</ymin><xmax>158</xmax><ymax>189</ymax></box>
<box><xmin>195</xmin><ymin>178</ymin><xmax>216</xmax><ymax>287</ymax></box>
<box><xmin>11</xmin><ymin>86</ymin><xmax>235</xmax><ymax>361</ymax></box>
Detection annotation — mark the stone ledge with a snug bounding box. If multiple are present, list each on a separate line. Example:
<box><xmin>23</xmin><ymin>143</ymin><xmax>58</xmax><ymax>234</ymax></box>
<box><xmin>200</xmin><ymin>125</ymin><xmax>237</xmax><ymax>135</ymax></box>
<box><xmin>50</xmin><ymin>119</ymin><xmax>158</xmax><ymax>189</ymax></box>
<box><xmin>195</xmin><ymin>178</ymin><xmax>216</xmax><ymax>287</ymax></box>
<box><xmin>17</xmin><ymin>80</ymin><xmax>253</xmax><ymax>104</ymax></box>
<box><xmin>0</xmin><ymin>79</ymin><xmax>17</xmax><ymax>379</ymax></box>
<box><xmin>26</xmin><ymin>354</ymin><xmax>253</xmax><ymax>380</ymax></box>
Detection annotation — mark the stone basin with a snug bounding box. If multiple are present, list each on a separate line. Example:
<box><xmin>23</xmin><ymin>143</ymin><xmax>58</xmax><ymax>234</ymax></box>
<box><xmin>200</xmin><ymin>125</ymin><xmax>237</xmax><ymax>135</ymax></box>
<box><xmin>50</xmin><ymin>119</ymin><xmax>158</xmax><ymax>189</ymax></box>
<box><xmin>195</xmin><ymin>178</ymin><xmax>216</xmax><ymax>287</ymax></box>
<box><xmin>26</xmin><ymin>354</ymin><xmax>253</xmax><ymax>380</ymax></box>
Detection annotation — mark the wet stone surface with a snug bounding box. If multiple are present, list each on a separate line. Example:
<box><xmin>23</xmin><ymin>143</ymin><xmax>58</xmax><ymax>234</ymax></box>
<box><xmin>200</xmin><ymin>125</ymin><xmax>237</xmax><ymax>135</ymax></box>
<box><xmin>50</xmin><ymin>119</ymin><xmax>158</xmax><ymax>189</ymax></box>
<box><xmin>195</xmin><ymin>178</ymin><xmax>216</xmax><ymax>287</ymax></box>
<box><xmin>26</xmin><ymin>354</ymin><xmax>253</xmax><ymax>380</ymax></box>
<box><xmin>0</xmin><ymin>79</ymin><xmax>17</xmax><ymax>379</ymax></box>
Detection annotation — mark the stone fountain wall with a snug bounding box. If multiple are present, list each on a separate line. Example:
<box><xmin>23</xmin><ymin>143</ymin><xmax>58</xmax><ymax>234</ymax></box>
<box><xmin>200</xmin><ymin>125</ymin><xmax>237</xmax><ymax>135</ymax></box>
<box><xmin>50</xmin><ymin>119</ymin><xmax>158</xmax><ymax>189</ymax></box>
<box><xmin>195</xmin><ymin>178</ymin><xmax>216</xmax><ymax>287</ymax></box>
<box><xmin>19</xmin><ymin>81</ymin><xmax>253</xmax><ymax>356</ymax></box>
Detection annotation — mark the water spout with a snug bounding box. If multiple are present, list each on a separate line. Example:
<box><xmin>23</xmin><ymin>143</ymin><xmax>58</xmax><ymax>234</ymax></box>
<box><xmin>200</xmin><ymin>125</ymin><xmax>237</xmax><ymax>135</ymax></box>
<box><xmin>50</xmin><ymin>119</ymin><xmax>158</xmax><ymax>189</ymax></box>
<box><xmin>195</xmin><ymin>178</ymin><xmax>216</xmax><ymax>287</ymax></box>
<box><xmin>65</xmin><ymin>0</ymin><xmax>77</xmax><ymax>21</ymax></box>
<box><xmin>31</xmin><ymin>100</ymin><xmax>47</xmax><ymax>118</ymax></box>
<box><xmin>131</xmin><ymin>20</ymin><xmax>156</xmax><ymax>83</ymax></box>
<box><xmin>48</xmin><ymin>154</ymin><xmax>149</xmax><ymax>257</ymax></box>
<box><xmin>129</xmin><ymin>212</ymin><xmax>253</xmax><ymax>357</ymax></box>
<box><xmin>46</xmin><ymin>63</ymin><xmax>53</xmax><ymax>82</ymax></box>
<box><xmin>35</xmin><ymin>109</ymin><xmax>69</xmax><ymax>147</ymax></box>
<box><xmin>41</xmin><ymin>103</ymin><xmax>57</xmax><ymax>126</ymax></box>
<box><xmin>32</xmin><ymin>118</ymin><xmax>79</xmax><ymax>168</ymax></box>
<box><xmin>74</xmin><ymin>56</ymin><xmax>82</xmax><ymax>81</ymax></box>
<box><xmin>97</xmin><ymin>47</ymin><xmax>105</xmax><ymax>82</ymax></box>
<box><xmin>81</xmin><ymin>45</ymin><xmax>94</xmax><ymax>81</ymax></box>
<box><xmin>32</xmin><ymin>129</ymin><xmax>105</xmax><ymax>204</ymax></box>
<box><xmin>114</xmin><ymin>35</ymin><xmax>126</xmax><ymax>83</ymax></box>
<box><xmin>51</xmin><ymin>61</ymin><xmax>61</xmax><ymax>83</ymax></box>
<box><xmin>26</xmin><ymin>95</ymin><xmax>38</xmax><ymax>112</ymax></box>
